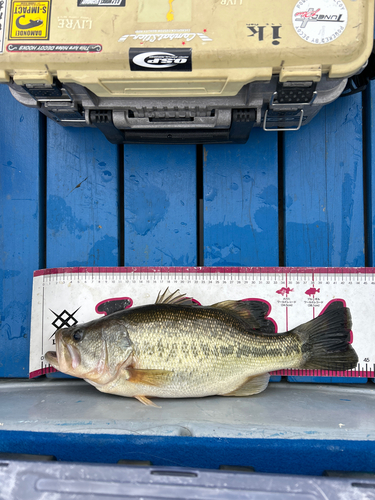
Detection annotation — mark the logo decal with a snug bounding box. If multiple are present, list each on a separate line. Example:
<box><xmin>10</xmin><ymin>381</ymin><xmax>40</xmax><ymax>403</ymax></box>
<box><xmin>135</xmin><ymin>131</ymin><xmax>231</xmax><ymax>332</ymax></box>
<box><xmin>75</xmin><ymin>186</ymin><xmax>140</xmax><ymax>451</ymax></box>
<box><xmin>50</xmin><ymin>307</ymin><xmax>80</xmax><ymax>330</ymax></box>
<box><xmin>7</xmin><ymin>43</ymin><xmax>102</xmax><ymax>51</ymax></box>
<box><xmin>119</xmin><ymin>31</ymin><xmax>212</xmax><ymax>43</ymax></box>
<box><xmin>129</xmin><ymin>48</ymin><xmax>192</xmax><ymax>72</ymax></box>
<box><xmin>77</xmin><ymin>0</ymin><xmax>125</xmax><ymax>6</ymax></box>
<box><xmin>9</xmin><ymin>0</ymin><xmax>51</xmax><ymax>40</ymax></box>
<box><xmin>247</xmin><ymin>24</ymin><xmax>282</xmax><ymax>45</ymax></box>
<box><xmin>292</xmin><ymin>0</ymin><xmax>347</xmax><ymax>44</ymax></box>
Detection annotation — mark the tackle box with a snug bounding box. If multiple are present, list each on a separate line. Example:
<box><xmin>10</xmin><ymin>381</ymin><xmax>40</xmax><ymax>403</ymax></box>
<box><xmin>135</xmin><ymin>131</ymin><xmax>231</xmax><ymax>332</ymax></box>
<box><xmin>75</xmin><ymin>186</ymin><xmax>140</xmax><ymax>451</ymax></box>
<box><xmin>0</xmin><ymin>0</ymin><xmax>374</xmax><ymax>143</ymax></box>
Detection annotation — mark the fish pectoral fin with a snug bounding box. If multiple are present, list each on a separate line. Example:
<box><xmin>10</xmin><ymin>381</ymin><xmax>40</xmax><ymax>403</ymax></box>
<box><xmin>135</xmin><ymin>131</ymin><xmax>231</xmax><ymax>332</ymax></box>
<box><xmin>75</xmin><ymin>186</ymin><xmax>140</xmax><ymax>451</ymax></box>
<box><xmin>135</xmin><ymin>395</ymin><xmax>160</xmax><ymax>408</ymax></box>
<box><xmin>222</xmin><ymin>373</ymin><xmax>270</xmax><ymax>397</ymax></box>
<box><xmin>126</xmin><ymin>367</ymin><xmax>173</xmax><ymax>387</ymax></box>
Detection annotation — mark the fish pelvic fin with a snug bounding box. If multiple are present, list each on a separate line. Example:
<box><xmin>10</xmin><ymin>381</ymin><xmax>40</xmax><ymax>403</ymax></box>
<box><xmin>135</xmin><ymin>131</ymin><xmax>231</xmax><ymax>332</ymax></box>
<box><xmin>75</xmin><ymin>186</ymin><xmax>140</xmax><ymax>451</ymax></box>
<box><xmin>293</xmin><ymin>306</ymin><xmax>358</xmax><ymax>371</ymax></box>
<box><xmin>210</xmin><ymin>300</ymin><xmax>276</xmax><ymax>333</ymax></box>
<box><xmin>135</xmin><ymin>395</ymin><xmax>160</xmax><ymax>407</ymax></box>
<box><xmin>156</xmin><ymin>288</ymin><xmax>197</xmax><ymax>306</ymax></box>
<box><xmin>126</xmin><ymin>367</ymin><xmax>173</xmax><ymax>387</ymax></box>
<box><xmin>221</xmin><ymin>373</ymin><xmax>270</xmax><ymax>397</ymax></box>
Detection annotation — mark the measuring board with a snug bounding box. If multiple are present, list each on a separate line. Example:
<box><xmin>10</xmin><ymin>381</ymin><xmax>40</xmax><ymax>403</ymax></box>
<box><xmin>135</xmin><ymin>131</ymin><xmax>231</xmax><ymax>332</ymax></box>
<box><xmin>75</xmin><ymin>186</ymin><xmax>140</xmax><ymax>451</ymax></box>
<box><xmin>30</xmin><ymin>267</ymin><xmax>375</xmax><ymax>379</ymax></box>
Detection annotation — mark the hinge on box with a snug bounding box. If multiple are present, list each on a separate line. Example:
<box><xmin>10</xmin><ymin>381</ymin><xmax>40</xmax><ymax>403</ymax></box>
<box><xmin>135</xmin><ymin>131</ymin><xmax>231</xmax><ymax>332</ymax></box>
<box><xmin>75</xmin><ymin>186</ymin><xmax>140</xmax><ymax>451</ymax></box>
<box><xmin>89</xmin><ymin>110</ymin><xmax>125</xmax><ymax>144</ymax></box>
<box><xmin>229</xmin><ymin>108</ymin><xmax>256</xmax><ymax>141</ymax></box>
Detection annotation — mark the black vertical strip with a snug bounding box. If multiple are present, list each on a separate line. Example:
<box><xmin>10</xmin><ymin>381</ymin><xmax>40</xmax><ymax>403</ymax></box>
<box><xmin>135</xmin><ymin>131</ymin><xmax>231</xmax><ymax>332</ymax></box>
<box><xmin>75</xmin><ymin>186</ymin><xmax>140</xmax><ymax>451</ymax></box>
<box><xmin>362</xmin><ymin>88</ymin><xmax>371</xmax><ymax>267</ymax></box>
<box><xmin>278</xmin><ymin>131</ymin><xmax>285</xmax><ymax>267</ymax></box>
<box><xmin>38</xmin><ymin>113</ymin><xmax>47</xmax><ymax>270</ymax></box>
<box><xmin>196</xmin><ymin>144</ymin><xmax>204</xmax><ymax>267</ymax></box>
<box><xmin>118</xmin><ymin>144</ymin><xmax>125</xmax><ymax>267</ymax></box>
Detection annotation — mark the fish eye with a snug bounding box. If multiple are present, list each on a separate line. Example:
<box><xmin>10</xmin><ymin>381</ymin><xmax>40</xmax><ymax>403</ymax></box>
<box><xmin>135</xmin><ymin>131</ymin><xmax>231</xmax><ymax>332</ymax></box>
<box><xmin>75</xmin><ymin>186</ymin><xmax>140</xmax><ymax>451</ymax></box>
<box><xmin>72</xmin><ymin>329</ymin><xmax>84</xmax><ymax>342</ymax></box>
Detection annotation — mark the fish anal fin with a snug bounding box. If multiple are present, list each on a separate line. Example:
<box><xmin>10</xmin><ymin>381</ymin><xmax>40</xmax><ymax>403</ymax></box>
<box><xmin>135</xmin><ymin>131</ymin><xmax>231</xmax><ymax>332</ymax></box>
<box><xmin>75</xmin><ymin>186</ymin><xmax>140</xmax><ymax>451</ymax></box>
<box><xmin>135</xmin><ymin>395</ymin><xmax>160</xmax><ymax>408</ymax></box>
<box><xmin>222</xmin><ymin>373</ymin><xmax>270</xmax><ymax>397</ymax></box>
<box><xmin>156</xmin><ymin>288</ymin><xmax>197</xmax><ymax>306</ymax></box>
<box><xmin>126</xmin><ymin>367</ymin><xmax>173</xmax><ymax>387</ymax></box>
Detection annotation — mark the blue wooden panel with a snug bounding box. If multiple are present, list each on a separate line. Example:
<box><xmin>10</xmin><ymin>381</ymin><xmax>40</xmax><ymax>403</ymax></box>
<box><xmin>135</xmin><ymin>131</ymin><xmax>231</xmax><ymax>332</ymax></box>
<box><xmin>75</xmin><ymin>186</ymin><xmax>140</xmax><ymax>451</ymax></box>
<box><xmin>284</xmin><ymin>93</ymin><xmax>365</xmax><ymax>383</ymax></box>
<box><xmin>203</xmin><ymin>129</ymin><xmax>279</xmax><ymax>266</ymax></box>
<box><xmin>284</xmin><ymin>94</ymin><xmax>364</xmax><ymax>268</ymax></box>
<box><xmin>124</xmin><ymin>145</ymin><xmax>197</xmax><ymax>266</ymax></box>
<box><xmin>0</xmin><ymin>86</ymin><xmax>42</xmax><ymax>377</ymax></box>
<box><xmin>46</xmin><ymin>122</ymin><xmax>119</xmax><ymax>268</ymax></box>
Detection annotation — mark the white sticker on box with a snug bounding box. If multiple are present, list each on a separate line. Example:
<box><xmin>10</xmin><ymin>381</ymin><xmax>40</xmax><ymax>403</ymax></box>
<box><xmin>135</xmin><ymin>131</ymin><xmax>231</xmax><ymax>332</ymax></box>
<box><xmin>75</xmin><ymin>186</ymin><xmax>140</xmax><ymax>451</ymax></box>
<box><xmin>292</xmin><ymin>0</ymin><xmax>347</xmax><ymax>45</ymax></box>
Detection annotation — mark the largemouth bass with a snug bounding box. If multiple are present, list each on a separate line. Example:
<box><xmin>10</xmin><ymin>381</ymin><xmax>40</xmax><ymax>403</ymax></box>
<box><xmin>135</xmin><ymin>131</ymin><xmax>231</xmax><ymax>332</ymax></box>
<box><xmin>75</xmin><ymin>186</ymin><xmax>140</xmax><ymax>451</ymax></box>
<box><xmin>45</xmin><ymin>289</ymin><xmax>358</xmax><ymax>406</ymax></box>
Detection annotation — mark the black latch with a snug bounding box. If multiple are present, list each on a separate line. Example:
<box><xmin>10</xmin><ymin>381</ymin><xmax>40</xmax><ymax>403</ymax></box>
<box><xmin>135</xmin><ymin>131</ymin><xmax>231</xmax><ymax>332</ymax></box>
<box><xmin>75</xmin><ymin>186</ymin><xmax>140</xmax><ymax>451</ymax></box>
<box><xmin>22</xmin><ymin>82</ymin><xmax>63</xmax><ymax>98</ymax></box>
<box><xmin>49</xmin><ymin>109</ymin><xmax>85</xmax><ymax>122</ymax></box>
<box><xmin>45</xmin><ymin>101</ymin><xmax>85</xmax><ymax>122</ymax></box>
<box><xmin>273</xmin><ymin>82</ymin><xmax>317</xmax><ymax>105</ymax></box>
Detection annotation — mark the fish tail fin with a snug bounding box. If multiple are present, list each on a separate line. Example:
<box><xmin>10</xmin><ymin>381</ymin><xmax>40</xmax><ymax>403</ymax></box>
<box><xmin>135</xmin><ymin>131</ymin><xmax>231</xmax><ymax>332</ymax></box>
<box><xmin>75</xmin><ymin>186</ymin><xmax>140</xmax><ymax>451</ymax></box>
<box><xmin>292</xmin><ymin>306</ymin><xmax>358</xmax><ymax>371</ymax></box>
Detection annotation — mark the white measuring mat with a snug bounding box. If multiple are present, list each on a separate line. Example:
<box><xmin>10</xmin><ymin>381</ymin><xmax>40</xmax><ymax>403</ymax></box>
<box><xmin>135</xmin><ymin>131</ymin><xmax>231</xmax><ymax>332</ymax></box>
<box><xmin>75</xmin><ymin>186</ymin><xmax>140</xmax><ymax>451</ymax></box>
<box><xmin>29</xmin><ymin>266</ymin><xmax>375</xmax><ymax>378</ymax></box>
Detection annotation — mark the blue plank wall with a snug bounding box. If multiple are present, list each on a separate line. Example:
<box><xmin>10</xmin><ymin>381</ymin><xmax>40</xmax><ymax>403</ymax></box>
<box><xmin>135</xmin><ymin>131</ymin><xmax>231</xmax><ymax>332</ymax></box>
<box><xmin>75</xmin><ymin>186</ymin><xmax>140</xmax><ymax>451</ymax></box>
<box><xmin>1</xmin><ymin>85</ymin><xmax>373</xmax><ymax>378</ymax></box>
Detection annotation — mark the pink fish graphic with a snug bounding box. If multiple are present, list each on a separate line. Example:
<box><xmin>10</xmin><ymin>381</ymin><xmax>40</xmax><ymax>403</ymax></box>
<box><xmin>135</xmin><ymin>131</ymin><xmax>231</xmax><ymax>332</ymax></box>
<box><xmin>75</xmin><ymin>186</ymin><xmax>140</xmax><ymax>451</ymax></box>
<box><xmin>276</xmin><ymin>287</ymin><xmax>294</xmax><ymax>296</ymax></box>
<box><xmin>305</xmin><ymin>287</ymin><xmax>320</xmax><ymax>297</ymax></box>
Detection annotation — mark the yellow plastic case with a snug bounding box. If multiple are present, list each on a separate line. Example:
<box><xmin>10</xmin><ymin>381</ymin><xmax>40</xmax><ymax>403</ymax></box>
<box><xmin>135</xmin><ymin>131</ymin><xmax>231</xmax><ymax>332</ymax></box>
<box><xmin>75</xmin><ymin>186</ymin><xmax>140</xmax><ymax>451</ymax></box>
<box><xmin>0</xmin><ymin>0</ymin><xmax>373</xmax><ymax>143</ymax></box>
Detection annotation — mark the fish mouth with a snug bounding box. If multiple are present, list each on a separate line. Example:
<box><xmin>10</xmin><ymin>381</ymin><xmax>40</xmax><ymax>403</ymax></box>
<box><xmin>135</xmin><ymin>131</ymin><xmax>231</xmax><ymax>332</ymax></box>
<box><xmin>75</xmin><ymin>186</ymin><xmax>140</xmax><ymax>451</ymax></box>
<box><xmin>45</xmin><ymin>350</ymin><xmax>59</xmax><ymax>369</ymax></box>
<box><xmin>44</xmin><ymin>332</ymin><xmax>81</xmax><ymax>372</ymax></box>
<box><xmin>44</xmin><ymin>331</ymin><xmax>62</xmax><ymax>369</ymax></box>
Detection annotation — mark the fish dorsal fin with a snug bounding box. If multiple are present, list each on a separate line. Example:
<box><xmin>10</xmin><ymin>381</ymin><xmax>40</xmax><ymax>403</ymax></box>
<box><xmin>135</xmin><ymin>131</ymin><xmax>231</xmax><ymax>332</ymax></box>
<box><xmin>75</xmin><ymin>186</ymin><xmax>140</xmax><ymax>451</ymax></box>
<box><xmin>210</xmin><ymin>300</ymin><xmax>276</xmax><ymax>333</ymax></box>
<box><xmin>222</xmin><ymin>373</ymin><xmax>270</xmax><ymax>397</ymax></box>
<box><xmin>155</xmin><ymin>288</ymin><xmax>196</xmax><ymax>306</ymax></box>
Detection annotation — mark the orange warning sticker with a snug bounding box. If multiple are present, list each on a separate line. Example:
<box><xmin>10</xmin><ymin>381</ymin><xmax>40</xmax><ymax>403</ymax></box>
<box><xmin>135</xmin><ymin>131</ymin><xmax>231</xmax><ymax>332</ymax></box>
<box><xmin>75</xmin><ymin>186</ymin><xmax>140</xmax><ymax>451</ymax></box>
<box><xmin>9</xmin><ymin>0</ymin><xmax>51</xmax><ymax>40</ymax></box>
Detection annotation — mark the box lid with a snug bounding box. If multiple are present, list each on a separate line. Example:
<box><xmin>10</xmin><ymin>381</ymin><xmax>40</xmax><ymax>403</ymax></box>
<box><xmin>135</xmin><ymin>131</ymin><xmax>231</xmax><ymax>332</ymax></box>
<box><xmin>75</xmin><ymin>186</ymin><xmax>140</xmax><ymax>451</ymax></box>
<box><xmin>0</xmin><ymin>0</ymin><xmax>374</xmax><ymax>97</ymax></box>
